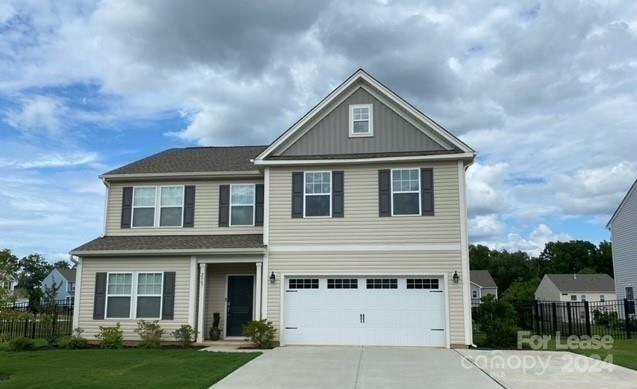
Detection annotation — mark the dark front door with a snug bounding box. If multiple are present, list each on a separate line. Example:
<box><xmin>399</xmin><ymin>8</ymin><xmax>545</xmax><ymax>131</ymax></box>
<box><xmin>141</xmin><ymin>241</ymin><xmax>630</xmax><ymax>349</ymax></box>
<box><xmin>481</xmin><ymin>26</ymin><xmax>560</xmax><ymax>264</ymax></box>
<box><xmin>226</xmin><ymin>275</ymin><xmax>254</xmax><ymax>337</ymax></box>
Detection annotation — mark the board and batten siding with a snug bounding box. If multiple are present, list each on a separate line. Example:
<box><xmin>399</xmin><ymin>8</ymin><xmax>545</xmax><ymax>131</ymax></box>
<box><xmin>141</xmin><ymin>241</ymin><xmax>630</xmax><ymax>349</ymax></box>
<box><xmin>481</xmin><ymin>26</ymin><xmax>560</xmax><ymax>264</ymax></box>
<box><xmin>268</xmin><ymin>161</ymin><xmax>461</xmax><ymax>244</ymax></box>
<box><xmin>106</xmin><ymin>179</ymin><xmax>263</xmax><ymax>236</ymax></box>
<box><xmin>77</xmin><ymin>257</ymin><xmax>191</xmax><ymax>340</ymax></box>
<box><xmin>610</xmin><ymin>185</ymin><xmax>637</xmax><ymax>300</ymax></box>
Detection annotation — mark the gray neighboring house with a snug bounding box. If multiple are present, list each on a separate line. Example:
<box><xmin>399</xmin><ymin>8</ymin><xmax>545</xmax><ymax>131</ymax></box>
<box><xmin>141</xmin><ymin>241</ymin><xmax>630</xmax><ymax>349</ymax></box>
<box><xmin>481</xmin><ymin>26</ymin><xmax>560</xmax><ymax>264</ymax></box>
<box><xmin>42</xmin><ymin>268</ymin><xmax>77</xmax><ymax>304</ymax></box>
<box><xmin>534</xmin><ymin>274</ymin><xmax>616</xmax><ymax>302</ymax></box>
<box><xmin>607</xmin><ymin>179</ymin><xmax>637</xmax><ymax>301</ymax></box>
<box><xmin>470</xmin><ymin>270</ymin><xmax>498</xmax><ymax>306</ymax></box>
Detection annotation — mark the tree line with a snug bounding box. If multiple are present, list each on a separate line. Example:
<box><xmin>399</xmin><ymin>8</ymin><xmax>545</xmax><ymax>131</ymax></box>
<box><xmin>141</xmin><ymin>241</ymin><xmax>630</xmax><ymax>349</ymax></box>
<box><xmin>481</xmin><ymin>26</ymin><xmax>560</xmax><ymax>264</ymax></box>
<box><xmin>0</xmin><ymin>249</ymin><xmax>73</xmax><ymax>307</ymax></box>
<box><xmin>470</xmin><ymin>240</ymin><xmax>613</xmax><ymax>305</ymax></box>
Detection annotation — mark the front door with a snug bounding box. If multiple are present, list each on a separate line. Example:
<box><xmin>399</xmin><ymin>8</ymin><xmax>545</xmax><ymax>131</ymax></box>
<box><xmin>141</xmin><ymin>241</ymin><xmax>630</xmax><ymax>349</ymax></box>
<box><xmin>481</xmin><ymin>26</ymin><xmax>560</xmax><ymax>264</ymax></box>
<box><xmin>226</xmin><ymin>275</ymin><xmax>254</xmax><ymax>337</ymax></box>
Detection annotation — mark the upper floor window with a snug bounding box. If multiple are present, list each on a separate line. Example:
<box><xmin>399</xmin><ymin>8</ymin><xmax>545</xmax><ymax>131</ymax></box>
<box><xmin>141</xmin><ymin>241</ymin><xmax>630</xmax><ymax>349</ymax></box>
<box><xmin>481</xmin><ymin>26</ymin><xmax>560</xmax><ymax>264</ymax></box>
<box><xmin>571</xmin><ymin>295</ymin><xmax>577</xmax><ymax>301</ymax></box>
<box><xmin>600</xmin><ymin>295</ymin><xmax>605</xmax><ymax>302</ymax></box>
<box><xmin>304</xmin><ymin>172</ymin><xmax>331</xmax><ymax>217</ymax></box>
<box><xmin>132</xmin><ymin>186</ymin><xmax>183</xmax><ymax>228</ymax></box>
<box><xmin>627</xmin><ymin>287</ymin><xmax>634</xmax><ymax>300</ymax></box>
<box><xmin>349</xmin><ymin>104</ymin><xmax>373</xmax><ymax>137</ymax></box>
<box><xmin>230</xmin><ymin>184</ymin><xmax>255</xmax><ymax>226</ymax></box>
<box><xmin>391</xmin><ymin>169</ymin><xmax>420</xmax><ymax>215</ymax></box>
<box><xmin>67</xmin><ymin>282</ymin><xmax>76</xmax><ymax>293</ymax></box>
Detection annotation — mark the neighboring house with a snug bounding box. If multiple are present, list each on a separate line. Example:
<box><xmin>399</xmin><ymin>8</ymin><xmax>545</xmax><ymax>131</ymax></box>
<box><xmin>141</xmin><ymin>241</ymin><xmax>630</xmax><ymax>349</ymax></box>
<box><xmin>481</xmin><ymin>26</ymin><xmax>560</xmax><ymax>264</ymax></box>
<box><xmin>0</xmin><ymin>278</ymin><xmax>17</xmax><ymax>294</ymax></box>
<box><xmin>470</xmin><ymin>270</ymin><xmax>498</xmax><ymax>305</ymax></box>
<box><xmin>70</xmin><ymin>69</ymin><xmax>476</xmax><ymax>348</ymax></box>
<box><xmin>607</xmin><ymin>179</ymin><xmax>637</xmax><ymax>301</ymax></box>
<box><xmin>42</xmin><ymin>268</ymin><xmax>77</xmax><ymax>304</ymax></box>
<box><xmin>535</xmin><ymin>274</ymin><xmax>616</xmax><ymax>302</ymax></box>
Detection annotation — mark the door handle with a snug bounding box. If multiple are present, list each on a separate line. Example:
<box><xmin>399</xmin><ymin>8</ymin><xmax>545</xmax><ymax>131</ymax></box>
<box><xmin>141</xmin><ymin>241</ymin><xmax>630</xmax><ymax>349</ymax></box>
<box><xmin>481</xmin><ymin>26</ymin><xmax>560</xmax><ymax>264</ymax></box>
<box><xmin>363</xmin><ymin>314</ymin><xmax>365</xmax><ymax>323</ymax></box>
<box><xmin>359</xmin><ymin>313</ymin><xmax>365</xmax><ymax>323</ymax></box>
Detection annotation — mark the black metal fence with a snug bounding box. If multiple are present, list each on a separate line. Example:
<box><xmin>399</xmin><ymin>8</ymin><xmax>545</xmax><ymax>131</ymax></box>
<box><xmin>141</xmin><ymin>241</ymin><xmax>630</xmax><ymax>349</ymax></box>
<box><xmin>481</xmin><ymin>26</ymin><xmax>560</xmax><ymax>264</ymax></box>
<box><xmin>473</xmin><ymin>298</ymin><xmax>637</xmax><ymax>340</ymax></box>
<box><xmin>0</xmin><ymin>301</ymin><xmax>74</xmax><ymax>340</ymax></box>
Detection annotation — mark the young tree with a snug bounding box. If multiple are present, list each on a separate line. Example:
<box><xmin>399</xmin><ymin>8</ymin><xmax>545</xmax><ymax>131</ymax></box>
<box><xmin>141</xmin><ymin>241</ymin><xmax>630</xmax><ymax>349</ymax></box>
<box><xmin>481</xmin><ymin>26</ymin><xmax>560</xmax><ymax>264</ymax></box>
<box><xmin>0</xmin><ymin>249</ymin><xmax>19</xmax><ymax>306</ymax></box>
<box><xmin>16</xmin><ymin>254</ymin><xmax>53</xmax><ymax>308</ymax></box>
<box><xmin>52</xmin><ymin>260</ymin><xmax>71</xmax><ymax>269</ymax></box>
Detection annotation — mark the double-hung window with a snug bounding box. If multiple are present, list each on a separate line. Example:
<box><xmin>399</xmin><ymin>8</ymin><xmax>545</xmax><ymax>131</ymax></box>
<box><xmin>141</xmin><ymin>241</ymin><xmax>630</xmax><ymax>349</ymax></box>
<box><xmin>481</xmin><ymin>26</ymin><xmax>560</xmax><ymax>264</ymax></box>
<box><xmin>132</xmin><ymin>186</ymin><xmax>184</xmax><ymax>227</ymax></box>
<box><xmin>230</xmin><ymin>184</ymin><xmax>255</xmax><ymax>226</ymax></box>
<box><xmin>67</xmin><ymin>282</ymin><xmax>75</xmax><ymax>294</ymax></box>
<box><xmin>304</xmin><ymin>172</ymin><xmax>331</xmax><ymax>217</ymax></box>
<box><xmin>106</xmin><ymin>273</ymin><xmax>132</xmax><ymax>318</ymax></box>
<box><xmin>391</xmin><ymin>169</ymin><xmax>420</xmax><ymax>215</ymax></box>
<box><xmin>349</xmin><ymin>104</ymin><xmax>373</xmax><ymax>137</ymax></box>
<box><xmin>136</xmin><ymin>273</ymin><xmax>163</xmax><ymax>318</ymax></box>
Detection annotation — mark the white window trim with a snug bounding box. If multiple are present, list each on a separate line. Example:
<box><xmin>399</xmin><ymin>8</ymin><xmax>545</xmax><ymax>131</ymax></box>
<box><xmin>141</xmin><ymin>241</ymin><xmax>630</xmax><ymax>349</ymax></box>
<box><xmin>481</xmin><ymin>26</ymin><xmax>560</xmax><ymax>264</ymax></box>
<box><xmin>229</xmin><ymin>183</ymin><xmax>256</xmax><ymax>227</ymax></box>
<box><xmin>104</xmin><ymin>271</ymin><xmax>164</xmax><ymax>320</ymax></box>
<box><xmin>132</xmin><ymin>185</ymin><xmax>185</xmax><ymax>228</ymax></box>
<box><xmin>349</xmin><ymin>104</ymin><xmax>373</xmax><ymax>137</ymax></box>
<box><xmin>135</xmin><ymin>272</ymin><xmax>164</xmax><ymax>320</ymax></box>
<box><xmin>390</xmin><ymin>168</ymin><xmax>421</xmax><ymax>216</ymax></box>
<box><xmin>67</xmin><ymin>282</ymin><xmax>75</xmax><ymax>293</ymax></box>
<box><xmin>303</xmin><ymin>171</ymin><xmax>332</xmax><ymax>218</ymax></box>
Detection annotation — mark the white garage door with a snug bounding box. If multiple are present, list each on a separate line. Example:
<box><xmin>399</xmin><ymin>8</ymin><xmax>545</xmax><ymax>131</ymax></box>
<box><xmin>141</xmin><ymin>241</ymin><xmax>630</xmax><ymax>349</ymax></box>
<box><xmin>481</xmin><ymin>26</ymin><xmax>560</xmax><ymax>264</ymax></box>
<box><xmin>283</xmin><ymin>276</ymin><xmax>446</xmax><ymax>347</ymax></box>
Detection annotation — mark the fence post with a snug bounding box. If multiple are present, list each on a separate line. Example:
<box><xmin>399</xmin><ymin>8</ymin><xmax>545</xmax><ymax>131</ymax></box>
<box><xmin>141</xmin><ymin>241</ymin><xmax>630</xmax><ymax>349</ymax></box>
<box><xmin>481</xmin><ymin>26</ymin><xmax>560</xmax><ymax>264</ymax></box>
<box><xmin>533</xmin><ymin>301</ymin><xmax>539</xmax><ymax>333</ymax></box>
<box><xmin>551</xmin><ymin>302</ymin><xmax>558</xmax><ymax>333</ymax></box>
<box><xmin>566</xmin><ymin>302</ymin><xmax>572</xmax><ymax>336</ymax></box>
<box><xmin>23</xmin><ymin>317</ymin><xmax>29</xmax><ymax>337</ymax></box>
<box><xmin>584</xmin><ymin>301</ymin><xmax>591</xmax><ymax>337</ymax></box>
<box><xmin>624</xmin><ymin>299</ymin><xmax>632</xmax><ymax>339</ymax></box>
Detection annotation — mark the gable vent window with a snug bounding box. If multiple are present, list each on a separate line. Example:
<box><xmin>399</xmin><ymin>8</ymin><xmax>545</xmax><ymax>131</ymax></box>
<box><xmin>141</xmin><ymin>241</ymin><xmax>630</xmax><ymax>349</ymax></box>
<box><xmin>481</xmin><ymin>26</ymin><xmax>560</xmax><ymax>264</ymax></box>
<box><xmin>366</xmin><ymin>278</ymin><xmax>397</xmax><ymax>289</ymax></box>
<box><xmin>327</xmin><ymin>279</ymin><xmax>358</xmax><ymax>289</ymax></box>
<box><xmin>304</xmin><ymin>172</ymin><xmax>331</xmax><ymax>217</ymax></box>
<box><xmin>349</xmin><ymin>104</ymin><xmax>373</xmax><ymax>137</ymax></box>
<box><xmin>406</xmin><ymin>278</ymin><xmax>439</xmax><ymax>289</ymax></box>
<box><xmin>289</xmin><ymin>279</ymin><xmax>319</xmax><ymax>289</ymax></box>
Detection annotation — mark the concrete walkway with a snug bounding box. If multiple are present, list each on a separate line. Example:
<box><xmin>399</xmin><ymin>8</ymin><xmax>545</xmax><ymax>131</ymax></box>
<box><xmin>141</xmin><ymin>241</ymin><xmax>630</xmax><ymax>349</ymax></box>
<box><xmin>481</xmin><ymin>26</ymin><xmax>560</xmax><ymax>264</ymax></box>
<box><xmin>211</xmin><ymin>346</ymin><xmax>501</xmax><ymax>389</ymax></box>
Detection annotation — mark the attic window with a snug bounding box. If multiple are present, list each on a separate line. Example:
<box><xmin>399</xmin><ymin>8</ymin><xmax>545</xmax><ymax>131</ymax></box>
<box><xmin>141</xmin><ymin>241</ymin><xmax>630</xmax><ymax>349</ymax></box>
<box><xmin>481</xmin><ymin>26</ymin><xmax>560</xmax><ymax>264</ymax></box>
<box><xmin>349</xmin><ymin>104</ymin><xmax>373</xmax><ymax>137</ymax></box>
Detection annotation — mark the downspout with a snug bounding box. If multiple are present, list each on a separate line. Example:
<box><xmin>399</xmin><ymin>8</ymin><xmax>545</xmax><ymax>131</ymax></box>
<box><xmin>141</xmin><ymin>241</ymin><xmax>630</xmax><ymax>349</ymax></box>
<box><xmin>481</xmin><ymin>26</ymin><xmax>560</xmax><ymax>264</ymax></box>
<box><xmin>100</xmin><ymin>177</ymin><xmax>110</xmax><ymax>237</ymax></box>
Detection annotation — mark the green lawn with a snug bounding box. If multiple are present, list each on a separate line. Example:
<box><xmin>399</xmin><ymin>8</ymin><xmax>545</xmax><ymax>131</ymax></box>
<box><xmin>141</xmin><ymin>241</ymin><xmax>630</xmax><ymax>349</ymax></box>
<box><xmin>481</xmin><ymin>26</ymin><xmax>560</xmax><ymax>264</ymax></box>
<box><xmin>0</xmin><ymin>349</ymin><xmax>260</xmax><ymax>388</ymax></box>
<box><xmin>569</xmin><ymin>338</ymin><xmax>637</xmax><ymax>371</ymax></box>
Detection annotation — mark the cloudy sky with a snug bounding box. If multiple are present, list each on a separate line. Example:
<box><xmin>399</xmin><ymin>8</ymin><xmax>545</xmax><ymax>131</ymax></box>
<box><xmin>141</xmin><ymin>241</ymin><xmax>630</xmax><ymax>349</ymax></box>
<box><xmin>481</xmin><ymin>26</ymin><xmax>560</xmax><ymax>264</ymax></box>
<box><xmin>1</xmin><ymin>0</ymin><xmax>636</xmax><ymax>260</ymax></box>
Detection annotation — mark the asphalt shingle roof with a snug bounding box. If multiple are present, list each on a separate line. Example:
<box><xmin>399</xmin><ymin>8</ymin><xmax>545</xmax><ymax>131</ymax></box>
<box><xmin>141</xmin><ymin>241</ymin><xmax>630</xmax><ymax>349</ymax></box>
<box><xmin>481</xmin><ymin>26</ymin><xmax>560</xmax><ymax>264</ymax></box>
<box><xmin>470</xmin><ymin>270</ymin><xmax>497</xmax><ymax>288</ymax></box>
<box><xmin>546</xmin><ymin>274</ymin><xmax>615</xmax><ymax>292</ymax></box>
<box><xmin>71</xmin><ymin>234</ymin><xmax>264</xmax><ymax>254</ymax></box>
<box><xmin>56</xmin><ymin>268</ymin><xmax>76</xmax><ymax>282</ymax></box>
<box><xmin>103</xmin><ymin>146</ymin><xmax>268</xmax><ymax>176</ymax></box>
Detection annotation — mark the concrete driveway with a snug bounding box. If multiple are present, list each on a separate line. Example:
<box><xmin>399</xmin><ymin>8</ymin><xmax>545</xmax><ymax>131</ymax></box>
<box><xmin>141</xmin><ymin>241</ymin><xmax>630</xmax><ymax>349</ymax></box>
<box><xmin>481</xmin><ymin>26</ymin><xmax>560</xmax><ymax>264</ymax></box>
<box><xmin>211</xmin><ymin>346</ymin><xmax>501</xmax><ymax>389</ymax></box>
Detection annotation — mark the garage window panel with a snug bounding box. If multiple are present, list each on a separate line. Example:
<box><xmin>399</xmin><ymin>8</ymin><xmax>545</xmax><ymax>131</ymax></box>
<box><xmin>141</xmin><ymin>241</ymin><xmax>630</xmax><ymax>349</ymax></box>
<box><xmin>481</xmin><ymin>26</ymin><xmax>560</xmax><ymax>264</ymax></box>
<box><xmin>327</xmin><ymin>279</ymin><xmax>358</xmax><ymax>289</ymax></box>
<box><xmin>406</xmin><ymin>278</ymin><xmax>440</xmax><ymax>289</ymax></box>
<box><xmin>366</xmin><ymin>278</ymin><xmax>398</xmax><ymax>289</ymax></box>
<box><xmin>289</xmin><ymin>278</ymin><xmax>319</xmax><ymax>289</ymax></box>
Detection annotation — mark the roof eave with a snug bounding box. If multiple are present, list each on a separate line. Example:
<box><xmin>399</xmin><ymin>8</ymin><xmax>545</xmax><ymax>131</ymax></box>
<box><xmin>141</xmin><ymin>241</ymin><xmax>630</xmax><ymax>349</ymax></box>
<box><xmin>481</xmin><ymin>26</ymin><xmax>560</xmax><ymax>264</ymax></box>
<box><xmin>70</xmin><ymin>247</ymin><xmax>266</xmax><ymax>256</ymax></box>
<box><xmin>100</xmin><ymin>170</ymin><xmax>264</xmax><ymax>182</ymax></box>
<box><xmin>254</xmin><ymin>152</ymin><xmax>475</xmax><ymax>166</ymax></box>
<box><xmin>606</xmin><ymin>178</ymin><xmax>637</xmax><ymax>229</ymax></box>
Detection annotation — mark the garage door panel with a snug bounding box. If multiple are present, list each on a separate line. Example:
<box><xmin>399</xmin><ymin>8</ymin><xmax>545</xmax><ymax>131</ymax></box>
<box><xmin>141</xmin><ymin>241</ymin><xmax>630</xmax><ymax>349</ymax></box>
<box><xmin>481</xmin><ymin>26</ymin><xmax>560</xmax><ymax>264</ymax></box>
<box><xmin>283</xmin><ymin>276</ymin><xmax>447</xmax><ymax>347</ymax></box>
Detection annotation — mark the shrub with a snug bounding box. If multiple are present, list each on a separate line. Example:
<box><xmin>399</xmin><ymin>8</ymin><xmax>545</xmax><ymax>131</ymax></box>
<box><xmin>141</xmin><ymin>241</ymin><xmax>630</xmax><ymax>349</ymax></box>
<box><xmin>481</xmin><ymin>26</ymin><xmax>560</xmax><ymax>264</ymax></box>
<box><xmin>96</xmin><ymin>323</ymin><xmax>124</xmax><ymax>349</ymax></box>
<box><xmin>8</xmin><ymin>337</ymin><xmax>34</xmax><ymax>351</ymax></box>
<box><xmin>135</xmin><ymin>320</ymin><xmax>164</xmax><ymax>349</ymax></box>
<box><xmin>60</xmin><ymin>328</ymin><xmax>89</xmax><ymax>349</ymax></box>
<box><xmin>242</xmin><ymin>320</ymin><xmax>276</xmax><ymax>349</ymax></box>
<box><xmin>477</xmin><ymin>295</ymin><xmax>518</xmax><ymax>348</ymax></box>
<box><xmin>172</xmin><ymin>324</ymin><xmax>195</xmax><ymax>347</ymax></box>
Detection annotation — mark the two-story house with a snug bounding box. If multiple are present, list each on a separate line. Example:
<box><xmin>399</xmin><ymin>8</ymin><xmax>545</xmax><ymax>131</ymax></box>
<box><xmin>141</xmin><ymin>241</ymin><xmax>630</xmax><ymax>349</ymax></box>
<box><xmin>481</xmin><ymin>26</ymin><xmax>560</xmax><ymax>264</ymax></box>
<box><xmin>41</xmin><ymin>268</ymin><xmax>77</xmax><ymax>304</ymax></box>
<box><xmin>70</xmin><ymin>69</ymin><xmax>475</xmax><ymax>348</ymax></box>
<box><xmin>607</xmin><ymin>178</ymin><xmax>637</xmax><ymax>301</ymax></box>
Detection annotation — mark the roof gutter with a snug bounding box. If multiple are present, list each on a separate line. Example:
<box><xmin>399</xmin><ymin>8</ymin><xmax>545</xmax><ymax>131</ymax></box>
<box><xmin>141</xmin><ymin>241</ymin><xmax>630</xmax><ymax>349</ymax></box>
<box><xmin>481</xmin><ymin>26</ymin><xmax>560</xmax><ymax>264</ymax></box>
<box><xmin>70</xmin><ymin>247</ymin><xmax>267</xmax><ymax>256</ymax></box>
<box><xmin>100</xmin><ymin>170</ymin><xmax>263</xmax><ymax>182</ymax></box>
<box><xmin>253</xmin><ymin>152</ymin><xmax>475</xmax><ymax>166</ymax></box>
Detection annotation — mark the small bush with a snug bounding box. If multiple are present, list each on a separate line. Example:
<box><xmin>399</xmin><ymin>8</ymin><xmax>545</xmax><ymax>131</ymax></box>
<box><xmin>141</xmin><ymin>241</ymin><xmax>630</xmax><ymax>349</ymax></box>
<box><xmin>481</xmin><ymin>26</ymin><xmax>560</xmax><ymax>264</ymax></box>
<box><xmin>96</xmin><ymin>323</ymin><xmax>124</xmax><ymax>349</ymax></box>
<box><xmin>172</xmin><ymin>324</ymin><xmax>195</xmax><ymax>347</ymax></box>
<box><xmin>9</xmin><ymin>337</ymin><xmax>34</xmax><ymax>351</ymax></box>
<box><xmin>59</xmin><ymin>329</ymin><xmax>89</xmax><ymax>350</ymax></box>
<box><xmin>135</xmin><ymin>320</ymin><xmax>164</xmax><ymax>349</ymax></box>
<box><xmin>476</xmin><ymin>295</ymin><xmax>518</xmax><ymax>348</ymax></box>
<box><xmin>242</xmin><ymin>320</ymin><xmax>276</xmax><ymax>349</ymax></box>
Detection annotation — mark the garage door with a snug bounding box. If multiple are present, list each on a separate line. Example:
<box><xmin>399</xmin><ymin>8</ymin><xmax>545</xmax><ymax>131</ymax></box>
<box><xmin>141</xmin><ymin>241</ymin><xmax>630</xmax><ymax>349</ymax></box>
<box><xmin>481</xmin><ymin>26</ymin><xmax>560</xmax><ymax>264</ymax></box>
<box><xmin>283</xmin><ymin>276</ymin><xmax>446</xmax><ymax>347</ymax></box>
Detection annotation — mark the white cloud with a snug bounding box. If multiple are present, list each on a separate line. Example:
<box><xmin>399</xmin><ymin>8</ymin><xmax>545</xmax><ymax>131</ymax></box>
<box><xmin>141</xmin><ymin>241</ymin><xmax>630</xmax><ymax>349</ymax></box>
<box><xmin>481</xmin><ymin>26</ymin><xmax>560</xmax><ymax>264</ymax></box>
<box><xmin>469</xmin><ymin>214</ymin><xmax>505</xmax><ymax>240</ymax></box>
<box><xmin>6</xmin><ymin>96</ymin><xmax>65</xmax><ymax>135</ymax></box>
<box><xmin>475</xmin><ymin>223</ymin><xmax>572</xmax><ymax>256</ymax></box>
<box><xmin>0</xmin><ymin>152</ymin><xmax>100</xmax><ymax>169</ymax></box>
<box><xmin>466</xmin><ymin>162</ymin><xmax>510</xmax><ymax>216</ymax></box>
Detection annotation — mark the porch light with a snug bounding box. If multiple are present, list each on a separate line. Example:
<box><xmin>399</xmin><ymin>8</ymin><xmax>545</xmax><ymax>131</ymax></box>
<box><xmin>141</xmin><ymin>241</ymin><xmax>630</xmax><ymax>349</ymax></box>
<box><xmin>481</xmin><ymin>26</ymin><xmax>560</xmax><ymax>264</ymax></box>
<box><xmin>270</xmin><ymin>272</ymin><xmax>276</xmax><ymax>283</ymax></box>
<box><xmin>452</xmin><ymin>271</ymin><xmax>460</xmax><ymax>284</ymax></box>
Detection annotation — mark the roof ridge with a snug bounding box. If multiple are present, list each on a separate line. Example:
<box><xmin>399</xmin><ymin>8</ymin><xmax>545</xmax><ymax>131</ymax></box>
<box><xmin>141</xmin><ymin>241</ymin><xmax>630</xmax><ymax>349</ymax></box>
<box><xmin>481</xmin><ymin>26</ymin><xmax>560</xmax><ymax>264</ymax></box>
<box><xmin>183</xmin><ymin>145</ymin><xmax>269</xmax><ymax>149</ymax></box>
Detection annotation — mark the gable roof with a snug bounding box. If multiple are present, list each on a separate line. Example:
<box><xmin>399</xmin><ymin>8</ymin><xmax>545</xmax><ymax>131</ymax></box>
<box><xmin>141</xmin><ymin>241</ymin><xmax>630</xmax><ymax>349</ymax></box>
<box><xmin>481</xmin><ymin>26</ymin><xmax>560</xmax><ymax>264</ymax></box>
<box><xmin>55</xmin><ymin>268</ymin><xmax>76</xmax><ymax>282</ymax></box>
<box><xmin>607</xmin><ymin>178</ymin><xmax>637</xmax><ymax>228</ymax></box>
<box><xmin>102</xmin><ymin>146</ymin><xmax>267</xmax><ymax>179</ymax></box>
<box><xmin>255</xmin><ymin>68</ymin><xmax>474</xmax><ymax>163</ymax></box>
<box><xmin>545</xmin><ymin>274</ymin><xmax>615</xmax><ymax>293</ymax></box>
<box><xmin>470</xmin><ymin>270</ymin><xmax>497</xmax><ymax>288</ymax></box>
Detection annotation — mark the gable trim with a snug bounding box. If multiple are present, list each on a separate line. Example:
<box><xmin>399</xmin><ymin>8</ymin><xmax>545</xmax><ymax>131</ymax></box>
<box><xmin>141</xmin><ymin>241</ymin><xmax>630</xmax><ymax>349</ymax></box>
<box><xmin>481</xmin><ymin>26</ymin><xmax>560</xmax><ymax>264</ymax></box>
<box><xmin>255</xmin><ymin>69</ymin><xmax>474</xmax><ymax>161</ymax></box>
<box><xmin>607</xmin><ymin>178</ymin><xmax>637</xmax><ymax>228</ymax></box>
<box><xmin>253</xmin><ymin>152</ymin><xmax>474</xmax><ymax>166</ymax></box>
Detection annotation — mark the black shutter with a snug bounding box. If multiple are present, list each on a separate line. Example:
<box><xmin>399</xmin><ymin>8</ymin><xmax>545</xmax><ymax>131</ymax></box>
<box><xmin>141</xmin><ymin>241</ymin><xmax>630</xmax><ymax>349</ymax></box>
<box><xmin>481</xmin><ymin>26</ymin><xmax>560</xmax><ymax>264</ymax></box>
<box><xmin>219</xmin><ymin>185</ymin><xmax>230</xmax><ymax>227</ymax></box>
<box><xmin>162</xmin><ymin>272</ymin><xmax>176</xmax><ymax>320</ymax></box>
<box><xmin>255</xmin><ymin>184</ymin><xmax>264</xmax><ymax>226</ymax></box>
<box><xmin>121</xmin><ymin>187</ymin><xmax>133</xmax><ymax>228</ymax></box>
<box><xmin>378</xmin><ymin>170</ymin><xmax>391</xmax><ymax>217</ymax></box>
<box><xmin>93</xmin><ymin>272</ymin><xmax>107</xmax><ymax>320</ymax></box>
<box><xmin>332</xmin><ymin>171</ymin><xmax>344</xmax><ymax>217</ymax></box>
<box><xmin>421</xmin><ymin>168</ymin><xmax>434</xmax><ymax>216</ymax></box>
<box><xmin>291</xmin><ymin>172</ymin><xmax>303</xmax><ymax>218</ymax></box>
<box><xmin>183</xmin><ymin>186</ymin><xmax>196</xmax><ymax>227</ymax></box>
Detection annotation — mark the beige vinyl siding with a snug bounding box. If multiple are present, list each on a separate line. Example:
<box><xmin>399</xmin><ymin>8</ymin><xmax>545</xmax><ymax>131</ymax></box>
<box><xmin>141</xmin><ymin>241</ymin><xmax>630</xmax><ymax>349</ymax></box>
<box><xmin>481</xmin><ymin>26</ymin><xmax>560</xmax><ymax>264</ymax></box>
<box><xmin>77</xmin><ymin>256</ymin><xmax>191</xmax><ymax>340</ymax></box>
<box><xmin>265</xmin><ymin>251</ymin><xmax>466</xmax><ymax>345</ymax></box>
<box><xmin>610</xmin><ymin>184</ymin><xmax>637</xmax><ymax>300</ymax></box>
<box><xmin>203</xmin><ymin>263</ymin><xmax>256</xmax><ymax>339</ymax></box>
<box><xmin>106</xmin><ymin>179</ymin><xmax>263</xmax><ymax>236</ymax></box>
<box><xmin>268</xmin><ymin>161</ymin><xmax>461</xmax><ymax>245</ymax></box>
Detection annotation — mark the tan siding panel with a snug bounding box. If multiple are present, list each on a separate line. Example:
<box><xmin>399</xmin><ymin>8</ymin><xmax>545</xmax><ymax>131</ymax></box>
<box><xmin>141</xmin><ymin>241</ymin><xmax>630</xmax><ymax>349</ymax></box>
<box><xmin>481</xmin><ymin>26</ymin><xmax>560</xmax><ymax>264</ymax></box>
<box><xmin>106</xmin><ymin>180</ymin><xmax>263</xmax><ymax>236</ymax></box>
<box><xmin>78</xmin><ymin>257</ymin><xmax>191</xmax><ymax>340</ymax></box>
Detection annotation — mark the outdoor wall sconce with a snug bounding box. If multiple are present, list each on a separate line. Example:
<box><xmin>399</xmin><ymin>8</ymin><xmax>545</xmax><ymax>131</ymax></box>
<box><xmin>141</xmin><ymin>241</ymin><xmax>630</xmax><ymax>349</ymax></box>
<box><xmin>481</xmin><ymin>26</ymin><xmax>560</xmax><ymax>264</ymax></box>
<box><xmin>452</xmin><ymin>271</ymin><xmax>460</xmax><ymax>284</ymax></box>
<box><xmin>270</xmin><ymin>272</ymin><xmax>276</xmax><ymax>283</ymax></box>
